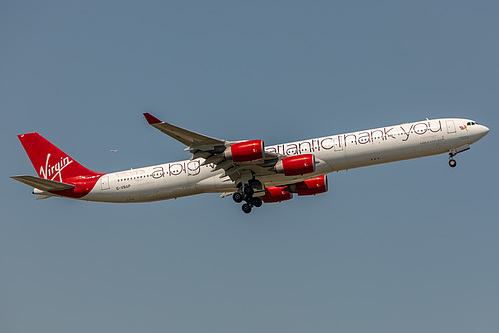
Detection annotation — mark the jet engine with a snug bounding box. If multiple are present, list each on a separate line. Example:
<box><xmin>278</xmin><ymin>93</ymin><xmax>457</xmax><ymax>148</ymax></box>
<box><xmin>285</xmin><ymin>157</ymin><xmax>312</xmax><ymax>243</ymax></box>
<box><xmin>274</xmin><ymin>154</ymin><xmax>315</xmax><ymax>176</ymax></box>
<box><xmin>224</xmin><ymin>140</ymin><xmax>265</xmax><ymax>162</ymax></box>
<box><xmin>288</xmin><ymin>175</ymin><xmax>328</xmax><ymax>196</ymax></box>
<box><xmin>261</xmin><ymin>186</ymin><xmax>293</xmax><ymax>203</ymax></box>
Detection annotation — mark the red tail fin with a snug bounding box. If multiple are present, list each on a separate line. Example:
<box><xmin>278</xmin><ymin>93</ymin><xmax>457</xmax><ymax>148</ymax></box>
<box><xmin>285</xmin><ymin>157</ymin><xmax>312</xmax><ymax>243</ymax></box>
<box><xmin>18</xmin><ymin>133</ymin><xmax>101</xmax><ymax>182</ymax></box>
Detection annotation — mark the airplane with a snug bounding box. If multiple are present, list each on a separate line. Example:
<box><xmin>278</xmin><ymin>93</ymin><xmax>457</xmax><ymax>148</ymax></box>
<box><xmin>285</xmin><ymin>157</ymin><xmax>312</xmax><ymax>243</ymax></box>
<box><xmin>11</xmin><ymin>114</ymin><xmax>489</xmax><ymax>213</ymax></box>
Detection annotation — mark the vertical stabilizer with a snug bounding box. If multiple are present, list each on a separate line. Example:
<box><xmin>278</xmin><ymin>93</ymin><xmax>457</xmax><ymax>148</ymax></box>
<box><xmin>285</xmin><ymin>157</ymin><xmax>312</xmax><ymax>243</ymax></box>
<box><xmin>18</xmin><ymin>133</ymin><xmax>102</xmax><ymax>182</ymax></box>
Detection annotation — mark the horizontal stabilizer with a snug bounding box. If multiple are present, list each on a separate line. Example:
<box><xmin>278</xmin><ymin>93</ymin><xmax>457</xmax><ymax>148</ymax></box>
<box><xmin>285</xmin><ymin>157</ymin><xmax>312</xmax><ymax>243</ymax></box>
<box><xmin>11</xmin><ymin>175</ymin><xmax>75</xmax><ymax>192</ymax></box>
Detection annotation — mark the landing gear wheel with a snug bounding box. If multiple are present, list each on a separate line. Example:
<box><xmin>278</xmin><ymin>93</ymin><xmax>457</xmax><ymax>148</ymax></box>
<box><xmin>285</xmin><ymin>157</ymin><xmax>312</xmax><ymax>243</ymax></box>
<box><xmin>242</xmin><ymin>203</ymin><xmax>252</xmax><ymax>214</ymax></box>
<box><xmin>251</xmin><ymin>197</ymin><xmax>263</xmax><ymax>207</ymax></box>
<box><xmin>233</xmin><ymin>192</ymin><xmax>244</xmax><ymax>203</ymax></box>
<box><xmin>449</xmin><ymin>159</ymin><xmax>457</xmax><ymax>168</ymax></box>
<box><xmin>244</xmin><ymin>186</ymin><xmax>254</xmax><ymax>196</ymax></box>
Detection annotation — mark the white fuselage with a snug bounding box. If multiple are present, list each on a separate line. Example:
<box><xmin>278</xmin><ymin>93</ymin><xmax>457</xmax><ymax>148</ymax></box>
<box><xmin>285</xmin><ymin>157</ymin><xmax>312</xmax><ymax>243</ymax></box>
<box><xmin>82</xmin><ymin>118</ymin><xmax>488</xmax><ymax>203</ymax></box>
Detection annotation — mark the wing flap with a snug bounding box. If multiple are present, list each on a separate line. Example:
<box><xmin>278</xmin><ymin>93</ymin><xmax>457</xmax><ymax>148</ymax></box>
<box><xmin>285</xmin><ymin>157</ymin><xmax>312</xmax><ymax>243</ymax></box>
<box><xmin>11</xmin><ymin>175</ymin><xmax>75</xmax><ymax>191</ymax></box>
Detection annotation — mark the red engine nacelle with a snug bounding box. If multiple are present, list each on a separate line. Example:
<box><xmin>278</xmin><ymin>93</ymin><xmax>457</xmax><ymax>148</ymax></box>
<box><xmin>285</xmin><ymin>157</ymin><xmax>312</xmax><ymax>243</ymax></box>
<box><xmin>261</xmin><ymin>186</ymin><xmax>293</xmax><ymax>203</ymax></box>
<box><xmin>290</xmin><ymin>175</ymin><xmax>328</xmax><ymax>196</ymax></box>
<box><xmin>224</xmin><ymin>140</ymin><xmax>265</xmax><ymax>162</ymax></box>
<box><xmin>274</xmin><ymin>154</ymin><xmax>315</xmax><ymax>176</ymax></box>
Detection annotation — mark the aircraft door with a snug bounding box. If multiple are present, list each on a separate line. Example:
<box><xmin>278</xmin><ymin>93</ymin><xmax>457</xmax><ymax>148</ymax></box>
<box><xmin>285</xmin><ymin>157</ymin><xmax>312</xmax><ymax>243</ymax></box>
<box><xmin>446</xmin><ymin>120</ymin><xmax>456</xmax><ymax>134</ymax></box>
<box><xmin>101</xmin><ymin>176</ymin><xmax>110</xmax><ymax>190</ymax></box>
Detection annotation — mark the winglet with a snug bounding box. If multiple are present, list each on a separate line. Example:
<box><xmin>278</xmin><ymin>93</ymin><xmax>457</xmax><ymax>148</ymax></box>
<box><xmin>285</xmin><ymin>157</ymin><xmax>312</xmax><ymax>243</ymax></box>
<box><xmin>143</xmin><ymin>112</ymin><xmax>163</xmax><ymax>124</ymax></box>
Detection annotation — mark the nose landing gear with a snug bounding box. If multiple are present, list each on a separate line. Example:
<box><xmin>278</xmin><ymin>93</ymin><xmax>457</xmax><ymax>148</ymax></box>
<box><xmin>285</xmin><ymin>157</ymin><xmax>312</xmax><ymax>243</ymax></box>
<box><xmin>448</xmin><ymin>144</ymin><xmax>470</xmax><ymax>168</ymax></box>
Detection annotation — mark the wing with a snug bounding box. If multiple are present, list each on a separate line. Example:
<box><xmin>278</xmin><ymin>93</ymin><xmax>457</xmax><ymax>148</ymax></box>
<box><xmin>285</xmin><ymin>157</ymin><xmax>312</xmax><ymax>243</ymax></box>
<box><xmin>143</xmin><ymin>113</ymin><xmax>225</xmax><ymax>148</ymax></box>
<box><xmin>143</xmin><ymin>113</ymin><xmax>281</xmax><ymax>184</ymax></box>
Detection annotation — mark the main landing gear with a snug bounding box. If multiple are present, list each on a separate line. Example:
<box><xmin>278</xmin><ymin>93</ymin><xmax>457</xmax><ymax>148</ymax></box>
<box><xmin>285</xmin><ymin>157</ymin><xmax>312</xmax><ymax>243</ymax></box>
<box><xmin>448</xmin><ymin>157</ymin><xmax>457</xmax><ymax>168</ymax></box>
<box><xmin>233</xmin><ymin>185</ymin><xmax>263</xmax><ymax>214</ymax></box>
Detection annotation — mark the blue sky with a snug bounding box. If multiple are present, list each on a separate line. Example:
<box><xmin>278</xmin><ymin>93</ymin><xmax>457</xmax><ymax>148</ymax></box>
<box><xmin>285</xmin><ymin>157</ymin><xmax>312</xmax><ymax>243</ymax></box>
<box><xmin>1</xmin><ymin>1</ymin><xmax>498</xmax><ymax>332</ymax></box>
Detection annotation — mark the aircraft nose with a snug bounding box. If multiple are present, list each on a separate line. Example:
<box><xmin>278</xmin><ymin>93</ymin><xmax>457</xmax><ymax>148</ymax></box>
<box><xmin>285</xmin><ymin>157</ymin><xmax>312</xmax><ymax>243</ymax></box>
<box><xmin>479</xmin><ymin>124</ymin><xmax>489</xmax><ymax>138</ymax></box>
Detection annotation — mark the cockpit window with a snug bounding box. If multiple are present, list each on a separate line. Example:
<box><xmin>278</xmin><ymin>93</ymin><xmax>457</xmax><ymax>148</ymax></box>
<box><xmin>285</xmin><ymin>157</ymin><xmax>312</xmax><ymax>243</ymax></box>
<box><xmin>467</xmin><ymin>121</ymin><xmax>477</xmax><ymax>126</ymax></box>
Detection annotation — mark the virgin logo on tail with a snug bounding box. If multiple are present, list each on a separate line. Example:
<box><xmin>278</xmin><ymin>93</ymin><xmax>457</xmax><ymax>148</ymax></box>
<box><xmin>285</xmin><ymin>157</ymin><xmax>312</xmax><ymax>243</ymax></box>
<box><xmin>40</xmin><ymin>153</ymin><xmax>73</xmax><ymax>182</ymax></box>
